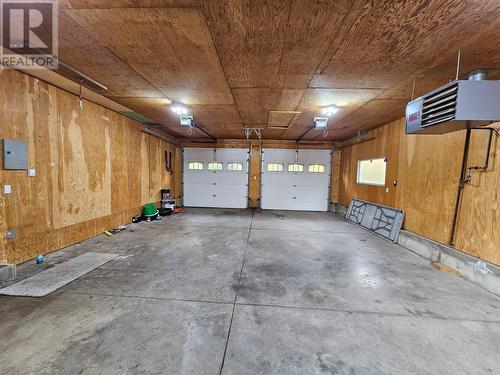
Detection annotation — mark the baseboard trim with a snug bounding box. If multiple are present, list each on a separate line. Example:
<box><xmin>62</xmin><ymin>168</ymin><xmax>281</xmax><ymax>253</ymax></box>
<box><xmin>397</xmin><ymin>230</ymin><xmax>500</xmax><ymax>296</ymax></box>
<box><xmin>331</xmin><ymin>204</ymin><xmax>500</xmax><ymax>296</ymax></box>
<box><xmin>0</xmin><ymin>264</ymin><xmax>17</xmax><ymax>286</ymax></box>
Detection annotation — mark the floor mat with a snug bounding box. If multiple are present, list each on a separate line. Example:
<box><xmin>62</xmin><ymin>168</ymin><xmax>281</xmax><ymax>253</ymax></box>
<box><xmin>0</xmin><ymin>252</ymin><xmax>118</xmax><ymax>297</ymax></box>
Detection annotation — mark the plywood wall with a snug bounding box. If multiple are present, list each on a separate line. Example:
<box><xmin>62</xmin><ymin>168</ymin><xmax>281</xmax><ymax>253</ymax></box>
<box><xmin>454</xmin><ymin>128</ymin><xmax>500</xmax><ymax>264</ymax></box>
<box><xmin>248</xmin><ymin>144</ymin><xmax>261</xmax><ymax>208</ymax></box>
<box><xmin>338</xmin><ymin>118</ymin><xmax>500</xmax><ymax>266</ymax></box>
<box><xmin>338</xmin><ymin>119</ymin><xmax>402</xmax><ymax>207</ymax></box>
<box><xmin>395</xmin><ymin>124</ymin><xmax>464</xmax><ymax>245</ymax></box>
<box><xmin>0</xmin><ymin>69</ymin><xmax>180</xmax><ymax>264</ymax></box>
<box><xmin>330</xmin><ymin>150</ymin><xmax>341</xmax><ymax>204</ymax></box>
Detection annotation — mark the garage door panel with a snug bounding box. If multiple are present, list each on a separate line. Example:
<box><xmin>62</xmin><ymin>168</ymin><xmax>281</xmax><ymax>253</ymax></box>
<box><xmin>294</xmin><ymin>185</ymin><xmax>328</xmax><ymax>195</ymax></box>
<box><xmin>214</xmin><ymin>171</ymin><xmax>248</xmax><ymax>185</ymax></box>
<box><xmin>184</xmin><ymin>171</ymin><xmax>215</xmax><ymax>184</ymax></box>
<box><xmin>261</xmin><ymin>185</ymin><xmax>294</xmax><ymax>198</ymax></box>
<box><xmin>261</xmin><ymin>148</ymin><xmax>331</xmax><ymax>212</ymax></box>
<box><xmin>294</xmin><ymin>186</ymin><xmax>329</xmax><ymax>205</ymax></box>
<box><xmin>262</xmin><ymin>173</ymin><xmax>290</xmax><ymax>186</ymax></box>
<box><xmin>212</xmin><ymin>185</ymin><xmax>247</xmax><ymax>208</ymax></box>
<box><xmin>261</xmin><ymin>195</ymin><xmax>294</xmax><ymax>210</ymax></box>
<box><xmin>297</xmin><ymin>174</ymin><xmax>330</xmax><ymax>187</ymax></box>
<box><xmin>261</xmin><ymin>185</ymin><xmax>328</xmax><ymax>198</ymax></box>
<box><xmin>288</xmin><ymin>173</ymin><xmax>321</xmax><ymax>186</ymax></box>
<box><xmin>183</xmin><ymin>184</ymin><xmax>216</xmax><ymax>207</ymax></box>
<box><xmin>183</xmin><ymin>148</ymin><xmax>248</xmax><ymax>209</ymax></box>
<box><xmin>184</xmin><ymin>183</ymin><xmax>247</xmax><ymax>208</ymax></box>
<box><xmin>183</xmin><ymin>183</ymin><xmax>217</xmax><ymax>196</ymax></box>
<box><xmin>262</xmin><ymin>196</ymin><xmax>321</xmax><ymax>211</ymax></box>
<box><xmin>185</xmin><ymin>172</ymin><xmax>247</xmax><ymax>186</ymax></box>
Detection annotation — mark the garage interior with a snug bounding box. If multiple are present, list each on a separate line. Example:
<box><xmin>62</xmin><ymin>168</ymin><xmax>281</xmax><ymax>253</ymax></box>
<box><xmin>1</xmin><ymin>1</ymin><xmax>500</xmax><ymax>374</ymax></box>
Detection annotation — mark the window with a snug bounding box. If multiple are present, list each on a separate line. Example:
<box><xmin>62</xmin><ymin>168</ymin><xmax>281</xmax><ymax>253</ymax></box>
<box><xmin>227</xmin><ymin>162</ymin><xmax>243</xmax><ymax>171</ymax></box>
<box><xmin>288</xmin><ymin>163</ymin><xmax>304</xmax><ymax>172</ymax></box>
<box><xmin>308</xmin><ymin>164</ymin><xmax>325</xmax><ymax>173</ymax></box>
<box><xmin>357</xmin><ymin>158</ymin><xmax>387</xmax><ymax>186</ymax></box>
<box><xmin>267</xmin><ymin>163</ymin><xmax>284</xmax><ymax>172</ymax></box>
<box><xmin>207</xmin><ymin>162</ymin><xmax>223</xmax><ymax>171</ymax></box>
<box><xmin>188</xmin><ymin>161</ymin><xmax>204</xmax><ymax>170</ymax></box>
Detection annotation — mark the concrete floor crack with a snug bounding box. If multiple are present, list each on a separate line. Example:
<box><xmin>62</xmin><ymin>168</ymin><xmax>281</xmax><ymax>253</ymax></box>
<box><xmin>218</xmin><ymin>208</ymin><xmax>255</xmax><ymax>375</ymax></box>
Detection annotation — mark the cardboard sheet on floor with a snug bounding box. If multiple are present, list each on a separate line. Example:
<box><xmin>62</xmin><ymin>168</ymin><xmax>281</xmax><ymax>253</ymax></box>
<box><xmin>0</xmin><ymin>252</ymin><xmax>118</xmax><ymax>297</ymax></box>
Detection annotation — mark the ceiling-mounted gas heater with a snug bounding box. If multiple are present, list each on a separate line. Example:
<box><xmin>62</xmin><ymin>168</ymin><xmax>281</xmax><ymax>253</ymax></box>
<box><xmin>406</xmin><ymin>70</ymin><xmax>500</xmax><ymax>134</ymax></box>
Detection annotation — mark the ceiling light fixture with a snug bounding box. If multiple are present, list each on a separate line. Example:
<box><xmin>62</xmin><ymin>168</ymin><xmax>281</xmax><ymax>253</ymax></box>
<box><xmin>171</xmin><ymin>104</ymin><xmax>189</xmax><ymax>115</ymax></box>
<box><xmin>321</xmin><ymin>106</ymin><xmax>339</xmax><ymax>117</ymax></box>
<box><xmin>313</xmin><ymin>117</ymin><xmax>328</xmax><ymax>129</ymax></box>
<box><xmin>180</xmin><ymin>116</ymin><xmax>194</xmax><ymax>128</ymax></box>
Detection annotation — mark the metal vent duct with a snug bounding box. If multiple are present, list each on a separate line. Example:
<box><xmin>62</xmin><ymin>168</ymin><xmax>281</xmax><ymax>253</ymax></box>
<box><xmin>421</xmin><ymin>83</ymin><xmax>458</xmax><ymax>127</ymax></box>
<box><xmin>467</xmin><ymin>69</ymin><xmax>487</xmax><ymax>81</ymax></box>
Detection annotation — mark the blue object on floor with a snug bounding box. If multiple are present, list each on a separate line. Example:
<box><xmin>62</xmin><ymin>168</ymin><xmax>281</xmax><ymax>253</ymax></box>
<box><xmin>35</xmin><ymin>255</ymin><xmax>44</xmax><ymax>264</ymax></box>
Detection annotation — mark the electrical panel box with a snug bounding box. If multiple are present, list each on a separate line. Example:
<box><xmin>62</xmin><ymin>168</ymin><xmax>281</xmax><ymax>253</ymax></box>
<box><xmin>3</xmin><ymin>140</ymin><xmax>28</xmax><ymax>170</ymax></box>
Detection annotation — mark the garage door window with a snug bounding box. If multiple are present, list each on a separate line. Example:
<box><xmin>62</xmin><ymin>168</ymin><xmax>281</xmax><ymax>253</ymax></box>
<box><xmin>288</xmin><ymin>163</ymin><xmax>304</xmax><ymax>172</ymax></box>
<box><xmin>188</xmin><ymin>161</ymin><xmax>204</xmax><ymax>170</ymax></box>
<box><xmin>267</xmin><ymin>163</ymin><xmax>284</xmax><ymax>172</ymax></box>
<box><xmin>308</xmin><ymin>164</ymin><xmax>325</xmax><ymax>173</ymax></box>
<box><xmin>227</xmin><ymin>162</ymin><xmax>243</xmax><ymax>171</ymax></box>
<box><xmin>357</xmin><ymin>158</ymin><xmax>386</xmax><ymax>186</ymax></box>
<box><xmin>208</xmin><ymin>162</ymin><xmax>223</xmax><ymax>171</ymax></box>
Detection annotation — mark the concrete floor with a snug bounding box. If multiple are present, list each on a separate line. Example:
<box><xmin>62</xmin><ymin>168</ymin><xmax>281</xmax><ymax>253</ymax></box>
<box><xmin>1</xmin><ymin>208</ymin><xmax>499</xmax><ymax>374</ymax></box>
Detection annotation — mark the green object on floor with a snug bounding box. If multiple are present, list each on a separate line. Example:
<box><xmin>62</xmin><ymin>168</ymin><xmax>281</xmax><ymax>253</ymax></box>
<box><xmin>143</xmin><ymin>203</ymin><xmax>158</xmax><ymax>217</ymax></box>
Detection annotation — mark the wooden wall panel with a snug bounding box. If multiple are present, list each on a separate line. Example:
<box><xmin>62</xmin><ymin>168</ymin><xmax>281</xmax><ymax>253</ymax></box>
<box><xmin>395</xmin><ymin>127</ymin><xmax>464</xmax><ymax>245</ymax></box>
<box><xmin>0</xmin><ymin>69</ymin><xmax>180</xmax><ymax>264</ymax></box>
<box><xmin>454</xmin><ymin>126</ymin><xmax>500</xmax><ymax>265</ymax></box>
<box><xmin>248</xmin><ymin>145</ymin><xmax>261</xmax><ymax>208</ymax></box>
<box><xmin>330</xmin><ymin>149</ymin><xmax>340</xmax><ymax>204</ymax></box>
<box><xmin>0</xmin><ymin>187</ymin><xmax>7</xmax><ymax>263</ymax></box>
<box><xmin>339</xmin><ymin>119</ymin><xmax>401</xmax><ymax>207</ymax></box>
<box><xmin>339</xmin><ymin>117</ymin><xmax>499</xmax><ymax>266</ymax></box>
<box><xmin>49</xmin><ymin>86</ymin><xmax>113</xmax><ymax>229</ymax></box>
<box><xmin>1</xmin><ymin>70</ymin><xmax>54</xmax><ymax>263</ymax></box>
<box><xmin>173</xmin><ymin>146</ymin><xmax>182</xmax><ymax>204</ymax></box>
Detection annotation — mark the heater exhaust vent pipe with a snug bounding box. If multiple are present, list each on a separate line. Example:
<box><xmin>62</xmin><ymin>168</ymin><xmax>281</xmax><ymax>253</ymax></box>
<box><xmin>466</xmin><ymin>69</ymin><xmax>487</xmax><ymax>81</ymax></box>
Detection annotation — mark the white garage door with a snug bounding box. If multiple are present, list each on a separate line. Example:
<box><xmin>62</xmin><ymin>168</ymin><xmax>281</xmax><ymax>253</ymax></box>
<box><xmin>183</xmin><ymin>148</ymin><xmax>248</xmax><ymax>208</ymax></box>
<box><xmin>261</xmin><ymin>149</ymin><xmax>331</xmax><ymax>212</ymax></box>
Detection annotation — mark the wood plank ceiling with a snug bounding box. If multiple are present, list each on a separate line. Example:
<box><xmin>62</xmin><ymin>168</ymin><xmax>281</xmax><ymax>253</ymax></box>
<box><xmin>52</xmin><ymin>0</ymin><xmax>500</xmax><ymax>140</ymax></box>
